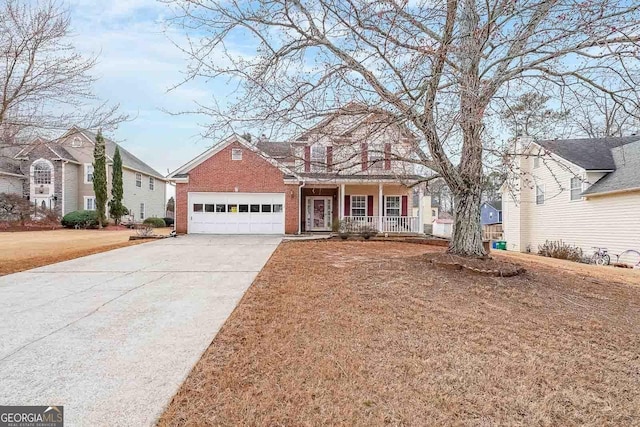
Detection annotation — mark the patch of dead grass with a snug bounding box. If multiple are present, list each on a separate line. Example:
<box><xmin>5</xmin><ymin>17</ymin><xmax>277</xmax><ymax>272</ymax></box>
<box><xmin>0</xmin><ymin>229</ymin><xmax>153</xmax><ymax>275</ymax></box>
<box><xmin>159</xmin><ymin>241</ymin><xmax>640</xmax><ymax>426</ymax></box>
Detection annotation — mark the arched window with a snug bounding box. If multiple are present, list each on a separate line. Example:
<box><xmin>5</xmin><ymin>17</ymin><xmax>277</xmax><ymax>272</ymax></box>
<box><xmin>33</xmin><ymin>161</ymin><xmax>52</xmax><ymax>184</ymax></box>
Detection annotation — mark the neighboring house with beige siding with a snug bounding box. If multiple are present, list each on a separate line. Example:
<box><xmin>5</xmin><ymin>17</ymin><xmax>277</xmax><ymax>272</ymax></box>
<box><xmin>6</xmin><ymin>127</ymin><xmax>167</xmax><ymax>220</ymax></box>
<box><xmin>502</xmin><ymin>136</ymin><xmax>640</xmax><ymax>257</ymax></box>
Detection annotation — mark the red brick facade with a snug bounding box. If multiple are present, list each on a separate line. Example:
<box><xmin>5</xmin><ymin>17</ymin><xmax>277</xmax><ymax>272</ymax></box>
<box><xmin>175</xmin><ymin>141</ymin><xmax>300</xmax><ymax>234</ymax></box>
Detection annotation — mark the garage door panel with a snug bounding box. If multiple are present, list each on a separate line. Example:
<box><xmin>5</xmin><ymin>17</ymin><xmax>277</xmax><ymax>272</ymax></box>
<box><xmin>188</xmin><ymin>192</ymin><xmax>285</xmax><ymax>235</ymax></box>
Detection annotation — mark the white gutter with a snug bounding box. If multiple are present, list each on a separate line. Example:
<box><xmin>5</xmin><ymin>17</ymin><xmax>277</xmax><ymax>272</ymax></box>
<box><xmin>297</xmin><ymin>180</ymin><xmax>306</xmax><ymax>235</ymax></box>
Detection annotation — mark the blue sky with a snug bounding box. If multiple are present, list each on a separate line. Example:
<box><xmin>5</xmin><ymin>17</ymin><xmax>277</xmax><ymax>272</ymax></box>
<box><xmin>68</xmin><ymin>0</ymin><xmax>227</xmax><ymax>179</ymax></box>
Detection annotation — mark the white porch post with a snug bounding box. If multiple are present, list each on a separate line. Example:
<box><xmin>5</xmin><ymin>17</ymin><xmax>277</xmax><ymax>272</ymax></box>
<box><xmin>378</xmin><ymin>183</ymin><xmax>383</xmax><ymax>231</ymax></box>
<box><xmin>339</xmin><ymin>184</ymin><xmax>345</xmax><ymax>220</ymax></box>
<box><xmin>418</xmin><ymin>185</ymin><xmax>424</xmax><ymax>234</ymax></box>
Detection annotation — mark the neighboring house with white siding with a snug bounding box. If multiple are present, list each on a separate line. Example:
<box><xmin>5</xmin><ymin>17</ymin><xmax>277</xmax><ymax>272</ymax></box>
<box><xmin>502</xmin><ymin>135</ymin><xmax>640</xmax><ymax>257</ymax></box>
<box><xmin>4</xmin><ymin>127</ymin><xmax>167</xmax><ymax>220</ymax></box>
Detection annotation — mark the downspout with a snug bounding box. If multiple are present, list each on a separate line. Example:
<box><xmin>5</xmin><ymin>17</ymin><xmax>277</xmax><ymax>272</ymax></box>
<box><xmin>298</xmin><ymin>180</ymin><xmax>306</xmax><ymax>235</ymax></box>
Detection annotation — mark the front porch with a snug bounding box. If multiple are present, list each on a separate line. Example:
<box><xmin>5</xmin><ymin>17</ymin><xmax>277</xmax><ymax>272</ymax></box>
<box><xmin>301</xmin><ymin>183</ymin><xmax>423</xmax><ymax>234</ymax></box>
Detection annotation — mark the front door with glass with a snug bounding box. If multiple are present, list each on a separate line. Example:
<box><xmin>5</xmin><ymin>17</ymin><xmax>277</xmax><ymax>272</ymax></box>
<box><xmin>306</xmin><ymin>197</ymin><xmax>332</xmax><ymax>231</ymax></box>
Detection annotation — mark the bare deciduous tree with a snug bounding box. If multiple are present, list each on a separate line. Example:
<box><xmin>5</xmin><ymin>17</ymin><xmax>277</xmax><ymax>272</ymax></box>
<box><xmin>0</xmin><ymin>0</ymin><xmax>124</xmax><ymax>147</ymax></box>
<box><xmin>166</xmin><ymin>0</ymin><xmax>640</xmax><ymax>256</ymax></box>
<box><xmin>570</xmin><ymin>91</ymin><xmax>640</xmax><ymax>138</ymax></box>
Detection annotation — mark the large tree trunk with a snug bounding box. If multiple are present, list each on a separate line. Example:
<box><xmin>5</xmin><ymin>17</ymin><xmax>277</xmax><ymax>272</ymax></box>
<box><xmin>448</xmin><ymin>188</ymin><xmax>485</xmax><ymax>257</ymax></box>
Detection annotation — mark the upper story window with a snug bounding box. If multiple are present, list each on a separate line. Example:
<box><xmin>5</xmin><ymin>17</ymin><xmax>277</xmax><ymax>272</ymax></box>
<box><xmin>369</xmin><ymin>144</ymin><xmax>383</xmax><ymax>170</ymax></box>
<box><xmin>84</xmin><ymin>164</ymin><xmax>94</xmax><ymax>183</ymax></box>
<box><xmin>136</xmin><ymin>173</ymin><xmax>142</xmax><ymax>188</ymax></box>
<box><xmin>33</xmin><ymin>161</ymin><xmax>52</xmax><ymax>184</ymax></box>
<box><xmin>71</xmin><ymin>137</ymin><xmax>82</xmax><ymax>147</ymax></box>
<box><xmin>533</xmin><ymin>156</ymin><xmax>540</xmax><ymax>168</ymax></box>
<box><xmin>311</xmin><ymin>145</ymin><xmax>326</xmax><ymax>172</ymax></box>
<box><xmin>232</xmin><ymin>148</ymin><xmax>243</xmax><ymax>160</ymax></box>
<box><xmin>570</xmin><ymin>177</ymin><xmax>582</xmax><ymax>200</ymax></box>
<box><xmin>536</xmin><ymin>185</ymin><xmax>545</xmax><ymax>205</ymax></box>
<box><xmin>149</xmin><ymin>176</ymin><xmax>155</xmax><ymax>190</ymax></box>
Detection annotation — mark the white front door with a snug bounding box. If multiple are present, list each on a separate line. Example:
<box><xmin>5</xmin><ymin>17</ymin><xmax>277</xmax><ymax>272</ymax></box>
<box><xmin>306</xmin><ymin>197</ymin><xmax>332</xmax><ymax>231</ymax></box>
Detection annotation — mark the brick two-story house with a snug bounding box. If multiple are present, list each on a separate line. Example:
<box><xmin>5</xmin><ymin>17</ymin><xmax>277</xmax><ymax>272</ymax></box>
<box><xmin>168</xmin><ymin>111</ymin><xmax>426</xmax><ymax>234</ymax></box>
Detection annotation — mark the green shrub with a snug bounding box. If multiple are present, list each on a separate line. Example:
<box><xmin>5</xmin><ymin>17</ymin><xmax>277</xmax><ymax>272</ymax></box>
<box><xmin>143</xmin><ymin>217</ymin><xmax>166</xmax><ymax>228</ymax></box>
<box><xmin>538</xmin><ymin>240</ymin><xmax>583</xmax><ymax>262</ymax></box>
<box><xmin>163</xmin><ymin>217</ymin><xmax>175</xmax><ymax>227</ymax></box>
<box><xmin>61</xmin><ymin>210</ymin><xmax>99</xmax><ymax>229</ymax></box>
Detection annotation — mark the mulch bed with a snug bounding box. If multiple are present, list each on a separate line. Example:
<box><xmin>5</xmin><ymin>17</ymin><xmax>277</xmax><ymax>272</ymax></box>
<box><xmin>158</xmin><ymin>241</ymin><xmax>640</xmax><ymax>427</ymax></box>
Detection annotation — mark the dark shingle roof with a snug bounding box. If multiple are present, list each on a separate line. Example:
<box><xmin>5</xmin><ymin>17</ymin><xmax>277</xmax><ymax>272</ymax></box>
<box><xmin>581</xmin><ymin>141</ymin><xmax>640</xmax><ymax>195</ymax></box>
<box><xmin>255</xmin><ymin>140</ymin><xmax>294</xmax><ymax>162</ymax></box>
<box><xmin>485</xmin><ymin>200</ymin><xmax>502</xmax><ymax>211</ymax></box>
<box><xmin>537</xmin><ymin>136</ymin><xmax>640</xmax><ymax>170</ymax></box>
<box><xmin>299</xmin><ymin>172</ymin><xmax>423</xmax><ymax>181</ymax></box>
<box><xmin>0</xmin><ymin>144</ymin><xmax>23</xmax><ymax>175</ymax></box>
<box><xmin>48</xmin><ymin>145</ymin><xmax>78</xmax><ymax>162</ymax></box>
<box><xmin>79</xmin><ymin>129</ymin><xmax>165</xmax><ymax>179</ymax></box>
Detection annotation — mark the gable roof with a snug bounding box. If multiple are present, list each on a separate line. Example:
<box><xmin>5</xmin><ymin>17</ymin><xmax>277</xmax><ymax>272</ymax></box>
<box><xmin>167</xmin><ymin>134</ymin><xmax>299</xmax><ymax>180</ymax></box>
<box><xmin>536</xmin><ymin>136</ymin><xmax>640</xmax><ymax>171</ymax></box>
<box><xmin>71</xmin><ymin>128</ymin><xmax>166</xmax><ymax>180</ymax></box>
<box><xmin>483</xmin><ymin>201</ymin><xmax>502</xmax><ymax>211</ymax></box>
<box><xmin>581</xmin><ymin>140</ymin><xmax>640</xmax><ymax>196</ymax></box>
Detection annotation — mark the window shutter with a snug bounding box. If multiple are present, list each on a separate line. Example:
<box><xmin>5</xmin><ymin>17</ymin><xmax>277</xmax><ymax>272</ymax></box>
<box><xmin>344</xmin><ymin>195</ymin><xmax>350</xmax><ymax>216</ymax></box>
<box><xmin>326</xmin><ymin>146</ymin><xmax>333</xmax><ymax>171</ymax></box>
<box><xmin>384</xmin><ymin>143</ymin><xmax>391</xmax><ymax>170</ymax></box>
<box><xmin>361</xmin><ymin>143</ymin><xmax>368</xmax><ymax>171</ymax></box>
<box><xmin>367</xmin><ymin>195</ymin><xmax>374</xmax><ymax>217</ymax></box>
<box><xmin>304</xmin><ymin>146</ymin><xmax>311</xmax><ymax>172</ymax></box>
<box><xmin>401</xmin><ymin>195</ymin><xmax>408</xmax><ymax>216</ymax></box>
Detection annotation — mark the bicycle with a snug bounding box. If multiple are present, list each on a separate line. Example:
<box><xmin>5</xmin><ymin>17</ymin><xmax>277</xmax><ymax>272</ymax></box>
<box><xmin>590</xmin><ymin>247</ymin><xmax>610</xmax><ymax>266</ymax></box>
<box><xmin>614</xmin><ymin>249</ymin><xmax>640</xmax><ymax>269</ymax></box>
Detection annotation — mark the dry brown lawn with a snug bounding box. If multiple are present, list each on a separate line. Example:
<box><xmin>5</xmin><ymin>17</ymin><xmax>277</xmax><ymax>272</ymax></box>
<box><xmin>159</xmin><ymin>241</ymin><xmax>640</xmax><ymax>427</ymax></box>
<box><xmin>0</xmin><ymin>228</ymin><xmax>170</xmax><ymax>275</ymax></box>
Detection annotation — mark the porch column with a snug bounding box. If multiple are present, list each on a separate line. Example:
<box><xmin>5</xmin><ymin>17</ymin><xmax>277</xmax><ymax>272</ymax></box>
<box><xmin>339</xmin><ymin>184</ymin><xmax>345</xmax><ymax>220</ymax></box>
<box><xmin>378</xmin><ymin>183</ymin><xmax>383</xmax><ymax>231</ymax></box>
<box><xmin>418</xmin><ymin>184</ymin><xmax>424</xmax><ymax>234</ymax></box>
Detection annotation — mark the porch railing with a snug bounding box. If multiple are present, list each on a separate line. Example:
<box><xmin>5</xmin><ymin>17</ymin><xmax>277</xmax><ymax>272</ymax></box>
<box><xmin>342</xmin><ymin>216</ymin><xmax>420</xmax><ymax>234</ymax></box>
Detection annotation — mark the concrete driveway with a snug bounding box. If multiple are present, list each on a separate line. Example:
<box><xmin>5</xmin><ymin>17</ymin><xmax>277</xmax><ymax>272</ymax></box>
<box><xmin>0</xmin><ymin>235</ymin><xmax>281</xmax><ymax>426</ymax></box>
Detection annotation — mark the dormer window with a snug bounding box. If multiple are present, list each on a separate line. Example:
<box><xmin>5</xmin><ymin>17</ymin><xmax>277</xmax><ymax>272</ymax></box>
<box><xmin>72</xmin><ymin>137</ymin><xmax>82</xmax><ymax>147</ymax></box>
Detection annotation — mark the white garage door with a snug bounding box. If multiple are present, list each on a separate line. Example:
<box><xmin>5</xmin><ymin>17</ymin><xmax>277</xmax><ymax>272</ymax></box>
<box><xmin>188</xmin><ymin>192</ymin><xmax>285</xmax><ymax>234</ymax></box>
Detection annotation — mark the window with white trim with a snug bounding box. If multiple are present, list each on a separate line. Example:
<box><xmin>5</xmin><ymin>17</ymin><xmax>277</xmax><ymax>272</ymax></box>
<box><xmin>84</xmin><ymin>164</ymin><xmax>94</xmax><ymax>183</ymax></box>
<box><xmin>149</xmin><ymin>176</ymin><xmax>155</xmax><ymax>190</ymax></box>
<box><xmin>536</xmin><ymin>185</ymin><xmax>545</xmax><ymax>205</ymax></box>
<box><xmin>351</xmin><ymin>195</ymin><xmax>366</xmax><ymax>216</ymax></box>
<box><xmin>232</xmin><ymin>148</ymin><xmax>243</xmax><ymax>160</ymax></box>
<box><xmin>140</xmin><ymin>202</ymin><xmax>145</xmax><ymax>219</ymax></box>
<box><xmin>135</xmin><ymin>173</ymin><xmax>142</xmax><ymax>187</ymax></box>
<box><xmin>533</xmin><ymin>156</ymin><xmax>540</xmax><ymax>168</ymax></box>
<box><xmin>72</xmin><ymin>137</ymin><xmax>82</xmax><ymax>147</ymax></box>
<box><xmin>369</xmin><ymin>144</ymin><xmax>383</xmax><ymax>169</ymax></box>
<box><xmin>85</xmin><ymin>196</ymin><xmax>96</xmax><ymax>211</ymax></box>
<box><xmin>311</xmin><ymin>145</ymin><xmax>326</xmax><ymax>172</ymax></box>
<box><xmin>570</xmin><ymin>177</ymin><xmax>582</xmax><ymax>200</ymax></box>
<box><xmin>385</xmin><ymin>196</ymin><xmax>401</xmax><ymax>216</ymax></box>
<box><xmin>33</xmin><ymin>161</ymin><xmax>52</xmax><ymax>184</ymax></box>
